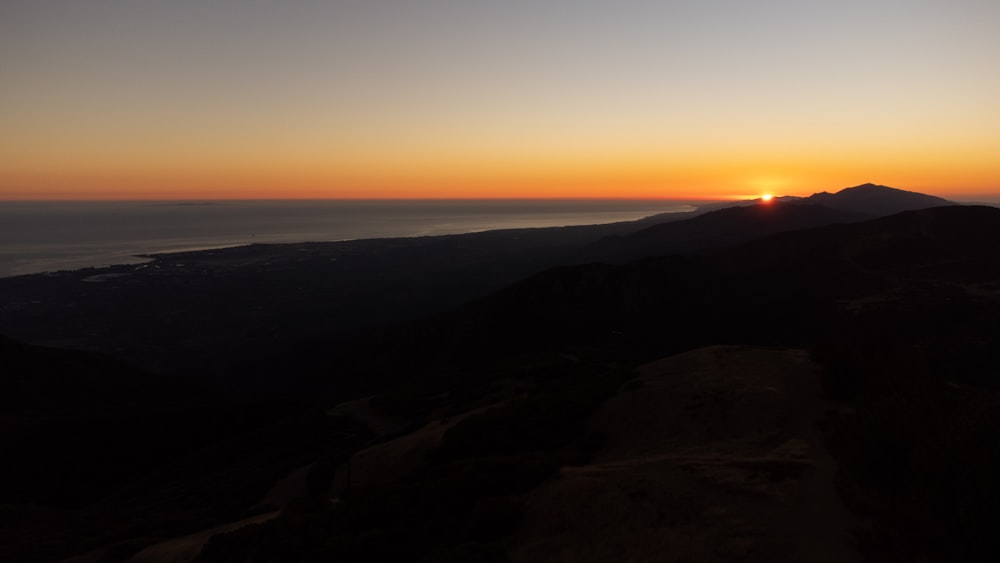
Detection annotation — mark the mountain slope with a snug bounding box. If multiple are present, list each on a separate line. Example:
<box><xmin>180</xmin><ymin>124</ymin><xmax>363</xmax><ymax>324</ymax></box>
<box><xmin>0</xmin><ymin>334</ymin><xmax>207</xmax><ymax>413</ymax></box>
<box><xmin>350</xmin><ymin>205</ymin><xmax>1000</xmax><ymax>380</ymax></box>
<box><xmin>589</xmin><ymin>202</ymin><xmax>868</xmax><ymax>263</ymax></box>
<box><xmin>206</xmin><ymin>204</ymin><xmax>1000</xmax><ymax>562</ymax></box>
<box><xmin>323</xmin><ymin>204</ymin><xmax>1000</xmax><ymax>561</ymax></box>
<box><xmin>0</xmin><ymin>335</ymin><xmax>370</xmax><ymax>563</ymax></box>
<box><xmin>589</xmin><ymin>184</ymin><xmax>956</xmax><ymax>264</ymax></box>
<box><xmin>805</xmin><ymin>183</ymin><xmax>953</xmax><ymax>216</ymax></box>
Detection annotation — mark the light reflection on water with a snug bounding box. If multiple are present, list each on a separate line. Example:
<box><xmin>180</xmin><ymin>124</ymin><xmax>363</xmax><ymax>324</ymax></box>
<box><xmin>0</xmin><ymin>199</ymin><xmax>700</xmax><ymax>277</ymax></box>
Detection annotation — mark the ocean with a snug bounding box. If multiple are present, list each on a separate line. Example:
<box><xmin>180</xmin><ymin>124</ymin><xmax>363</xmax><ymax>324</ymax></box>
<box><xmin>0</xmin><ymin>199</ymin><xmax>698</xmax><ymax>277</ymax></box>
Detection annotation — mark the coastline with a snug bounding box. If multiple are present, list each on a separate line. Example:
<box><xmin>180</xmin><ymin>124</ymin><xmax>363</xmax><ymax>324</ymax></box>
<box><xmin>1</xmin><ymin>201</ymin><xmax>702</xmax><ymax>279</ymax></box>
<box><xmin>0</xmin><ymin>207</ymin><xmax>706</xmax><ymax>381</ymax></box>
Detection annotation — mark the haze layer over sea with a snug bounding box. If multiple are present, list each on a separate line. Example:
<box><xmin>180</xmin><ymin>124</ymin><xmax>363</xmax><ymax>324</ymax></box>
<box><xmin>1</xmin><ymin>199</ymin><xmax>698</xmax><ymax>277</ymax></box>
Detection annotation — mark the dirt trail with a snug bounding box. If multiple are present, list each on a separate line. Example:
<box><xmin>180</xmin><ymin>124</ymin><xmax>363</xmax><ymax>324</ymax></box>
<box><xmin>118</xmin><ymin>458</ymin><xmax>315</xmax><ymax>563</ymax></box>
<box><xmin>779</xmin><ymin>349</ymin><xmax>859</xmax><ymax>563</ymax></box>
<box><xmin>328</xmin><ymin>405</ymin><xmax>492</xmax><ymax>497</ymax></box>
<box><xmin>123</xmin><ymin>511</ymin><xmax>278</xmax><ymax>563</ymax></box>
<box><xmin>508</xmin><ymin>345</ymin><xmax>859</xmax><ymax>562</ymax></box>
<box><xmin>327</xmin><ymin>396</ymin><xmax>409</xmax><ymax>438</ymax></box>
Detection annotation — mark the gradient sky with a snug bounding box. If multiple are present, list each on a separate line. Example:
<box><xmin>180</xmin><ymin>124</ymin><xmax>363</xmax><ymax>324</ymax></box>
<box><xmin>2</xmin><ymin>0</ymin><xmax>999</xmax><ymax>200</ymax></box>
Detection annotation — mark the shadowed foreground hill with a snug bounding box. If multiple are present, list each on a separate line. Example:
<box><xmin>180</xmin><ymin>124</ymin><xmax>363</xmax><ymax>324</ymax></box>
<box><xmin>0</xmin><ymin>336</ymin><xmax>371</xmax><ymax>563</ymax></box>
<box><xmin>201</xmin><ymin>347</ymin><xmax>858</xmax><ymax>563</ymax></box>
<box><xmin>509</xmin><ymin>346</ymin><xmax>857</xmax><ymax>563</ymax></box>
<box><xmin>182</xmin><ymin>203</ymin><xmax>1000</xmax><ymax>561</ymax></box>
<box><xmin>321</xmin><ymin>205</ymin><xmax>1000</xmax><ymax>561</ymax></box>
<box><xmin>201</xmin><ymin>203</ymin><xmax>1000</xmax><ymax>560</ymax></box>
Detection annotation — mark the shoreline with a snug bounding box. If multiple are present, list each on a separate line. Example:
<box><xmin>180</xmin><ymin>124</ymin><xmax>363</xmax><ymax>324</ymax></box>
<box><xmin>2</xmin><ymin>205</ymin><xmax>703</xmax><ymax>280</ymax></box>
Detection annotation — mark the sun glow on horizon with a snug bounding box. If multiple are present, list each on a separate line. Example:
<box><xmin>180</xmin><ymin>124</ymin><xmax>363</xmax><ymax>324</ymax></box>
<box><xmin>2</xmin><ymin>2</ymin><xmax>999</xmax><ymax>201</ymax></box>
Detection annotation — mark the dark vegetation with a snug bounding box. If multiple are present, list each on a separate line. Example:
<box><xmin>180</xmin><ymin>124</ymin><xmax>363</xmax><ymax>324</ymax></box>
<box><xmin>201</xmin><ymin>361</ymin><xmax>626</xmax><ymax>562</ymax></box>
<box><xmin>812</xmin><ymin>295</ymin><xmax>1000</xmax><ymax>562</ymax></box>
<box><xmin>2</xmin><ymin>184</ymin><xmax>999</xmax><ymax>561</ymax></box>
<box><xmin>0</xmin><ymin>338</ymin><xmax>371</xmax><ymax>562</ymax></box>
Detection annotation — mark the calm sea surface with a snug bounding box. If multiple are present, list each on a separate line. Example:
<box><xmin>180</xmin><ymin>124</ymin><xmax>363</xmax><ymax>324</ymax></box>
<box><xmin>0</xmin><ymin>199</ymin><xmax>698</xmax><ymax>277</ymax></box>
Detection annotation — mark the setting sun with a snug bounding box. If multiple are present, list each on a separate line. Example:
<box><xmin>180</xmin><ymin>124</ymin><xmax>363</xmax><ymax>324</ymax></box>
<box><xmin>761</xmin><ymin>193</ymin><xmax>774</xmax><ymax>202</ymax></box>
<box><xmin>3</xmin><ymin>1</ymin><xmax>999</xmax><ymax>201</ymax></box>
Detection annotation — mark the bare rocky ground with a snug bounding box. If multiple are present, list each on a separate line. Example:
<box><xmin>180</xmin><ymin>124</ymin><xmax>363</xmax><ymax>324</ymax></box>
<box><xmin>507</xmin><ymin>346</ymin><xmax>859</xmax><ymax>562</ymax></box>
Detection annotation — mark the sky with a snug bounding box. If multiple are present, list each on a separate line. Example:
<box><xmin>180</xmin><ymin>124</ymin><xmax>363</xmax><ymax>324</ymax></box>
<box><xmin>2</xmin><ymin>0</ymin><xmax>999</xmax><ymax>200</ymax></box>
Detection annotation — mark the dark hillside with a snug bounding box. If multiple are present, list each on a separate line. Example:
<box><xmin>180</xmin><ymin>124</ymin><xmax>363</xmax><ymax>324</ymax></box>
<box><xmin>203</xmin><ymin>205</ymin><xmax>1000</xmax><ymax>562</ymax></box>
<box><xmin>354</xmin><ymin>206</ymin><xmax>999</xmax><ymax>381</ymax></box>
<box><xmin>588</xmin><ymin>202</ymin><xmax>868</xmax><ymax>263</ymax></box>
<box><xmin>1</xmin><ymin>335</ymin><xmax>210</xmax><ymax>413</ymax></box>
<box><xmin>589</xmin><ymin>183</ymin><xmax>956</xmax><ymax>264</ymax></box>
<box><xmin>0</xmin><ymin>336</ymin><xmax>370</xmax><ymax>562</ymax></box>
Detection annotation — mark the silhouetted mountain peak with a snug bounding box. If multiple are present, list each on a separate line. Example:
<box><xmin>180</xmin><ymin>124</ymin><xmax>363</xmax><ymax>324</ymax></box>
<box><xmin>804</xmin><ymin>183</ymin><xmax>953</xmax><ymax>216</ymax></box>
<box><xmin>843</xmin><ymin>182</ymin><xmax>891</xmax><ymax>191</ymax></box>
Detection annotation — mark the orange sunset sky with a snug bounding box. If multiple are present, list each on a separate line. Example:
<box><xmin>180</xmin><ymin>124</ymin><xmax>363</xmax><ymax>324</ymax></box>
<box><xmin>2</xmin><ymin>1</ymin><xmax>999</xmax><ymax>201</ymax></box>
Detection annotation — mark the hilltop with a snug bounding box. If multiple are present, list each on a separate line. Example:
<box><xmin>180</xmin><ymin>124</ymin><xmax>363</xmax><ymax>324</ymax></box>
<box><xmin>804</xmin><ymin>182</ymin><xmax>953</xmax><ymax>215</ymax></box>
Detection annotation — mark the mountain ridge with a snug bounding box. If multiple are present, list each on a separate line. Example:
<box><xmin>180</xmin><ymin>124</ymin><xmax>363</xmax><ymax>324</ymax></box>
<box><xmin>803</xmin><ymin>182</ymin><xmax>953</xmax><ymax>215</ymax></box>
<box><xmin>587</xmin><ymin>183</ymin><xmax>954</xmax><ymax>263</ymax></box>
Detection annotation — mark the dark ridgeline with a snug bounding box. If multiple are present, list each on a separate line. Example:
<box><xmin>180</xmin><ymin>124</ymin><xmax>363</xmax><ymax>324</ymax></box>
<box><xmin>587</xmin><ymin>182</ymin><xmax>954</xmax><ymax>262</ymax></box>
<box><xmin>3</xmin><ymin>184</ymin><xmax>999</xmax><ymax>562</ymax></box>
<box><xmin>805</xmin><ymin>182</ymin><xmax>953</xmax><ymax>216</ymax></box>
<box><xmin>0</xmin><ymin>336</ymin><xmax>372</xmax><ymax>563</ymax></box>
